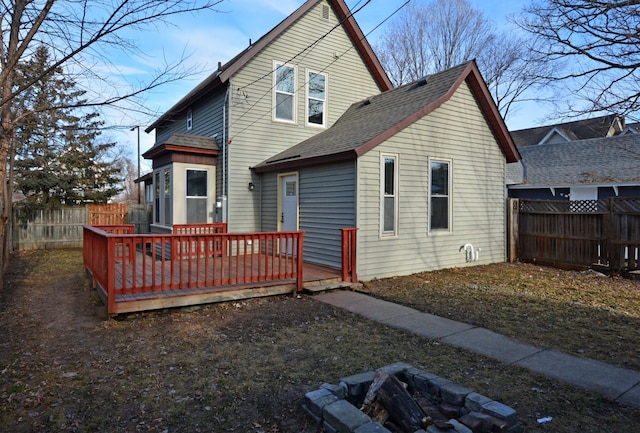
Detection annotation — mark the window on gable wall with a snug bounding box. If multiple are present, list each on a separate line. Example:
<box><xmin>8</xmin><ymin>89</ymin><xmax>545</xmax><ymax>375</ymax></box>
<box><xmin>429</xmin><ymin>159</ymin><xmax>451</xmax><ymax>232</ymax></box>
<box><xmin>186</xmin><ymin>108</ymin><xmax>193</xmax><ymax>130</ymax></box>
<box><xmin>307</xmin><ymin>71</ymin><xmax>327</xmax><ymax>127</ymax></box>
<box><xmin>274</xmin><ymin>62</ymin><xmax>296</xmax><ymax>122</ymax></box>
<box><xmin>381</xmin><ymin>154</ymin><xmax>398</xmax><ymax>236</ymax></box>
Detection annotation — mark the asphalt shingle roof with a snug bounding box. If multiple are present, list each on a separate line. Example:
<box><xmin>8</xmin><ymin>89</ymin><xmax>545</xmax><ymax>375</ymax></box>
<box><xmin>511</xmin><ymin>114</ymin><xmax>621</xmax><ymax>147</ymax></box>
<box><xmin>520</xmin><ymin>134</ymin><xmax>640</xmax><ymax>185</ymax></box>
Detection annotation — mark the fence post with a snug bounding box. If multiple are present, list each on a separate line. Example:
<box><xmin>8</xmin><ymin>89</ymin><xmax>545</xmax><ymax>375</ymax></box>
<box><xmin>507</xmin><ymin>198</ymin><xmax>519</xmax><ymax>263</ymax></box>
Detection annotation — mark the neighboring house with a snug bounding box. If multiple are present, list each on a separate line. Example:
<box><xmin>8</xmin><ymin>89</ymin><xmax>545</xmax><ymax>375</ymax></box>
<box><xmin>143</xmin><ymin>0</ymin><xmax>391</xmax><ymax>234</ymax></box>
<box><xmin>143</xmin><ymin>0</ymin><xmax>520</xmax><ymax>280</ymax></box>
<box><xmin>508</xmin><ymin>134</ymin><xmax>640</xmax><ymax>201</ymax></box>
<box><xmin>510</xmin><ymin>114</ymin><xmax>625</xmax><ymax>147</ymax></box>
<box><xmin>253</xmin><ymin>61</ymin><xmax>520</xmax><ymax>280</ymax></box>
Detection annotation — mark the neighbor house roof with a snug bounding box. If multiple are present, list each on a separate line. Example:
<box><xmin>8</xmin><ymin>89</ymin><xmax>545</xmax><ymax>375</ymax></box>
<box><xmin>516</xmin><ymin>134</ymin><xmax>640</xmax><ymax>186</ymax></box>
<box><xmin>511</xmin><ymin>114</ymin><xmax>624</xmax><ymax>147</ymax></box>
<box><xmin>145</xmin><ymin>0</ymin><xmax>392</xmax><ymax>133</ymax></box>
<box><xmin>253</xmin><ymin>61</ymin><xmax>520</xmax><ymax>173</ymax></box>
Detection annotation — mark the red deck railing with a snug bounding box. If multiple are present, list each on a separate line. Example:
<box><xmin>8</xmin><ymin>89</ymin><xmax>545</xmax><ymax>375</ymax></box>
<box><xmin>83</xmin><ymin>224</ymin><xmax>304</xmax><ymax>314</ymax></box>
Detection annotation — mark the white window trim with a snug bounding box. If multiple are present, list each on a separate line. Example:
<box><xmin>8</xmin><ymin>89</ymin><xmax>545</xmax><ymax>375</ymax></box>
<box><xmin>428</xmin><ymin>157</ymin><xmax>452</xmax><ymax>235</ymax></box>
<box><xmin>305</xmin><ymin>69</ymin><xmax>327</xmax><ymax>128</ymax></box>
<box><xmin>380</xmin><ymin>153</ymin><xmax>399</xmax><ymax>238</ymax></box>
<box><xmin>186</xmin><ymin>108</ymin><xmax>193</xmax><ymax>131</ymax></box>
<box><xmin>186</xmin><ymin>168</ymin><xmax>209</xmax><ymax>224</ymax></box>
<box><xmin>273</xmin><ymin>61</ymin><xmax>297</xmax><ymax>124</ymax></box>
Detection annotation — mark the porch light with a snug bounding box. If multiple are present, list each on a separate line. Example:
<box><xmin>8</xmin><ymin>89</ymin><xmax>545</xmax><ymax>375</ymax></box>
<box><xmin>248</xmin><ymin>182</ymin><xmax>255</xmax><ymax>191</ymax></box>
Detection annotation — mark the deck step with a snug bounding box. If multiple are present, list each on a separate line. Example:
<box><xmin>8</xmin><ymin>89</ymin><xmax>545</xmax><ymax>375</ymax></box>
<box><xmin>303</xmin><ymin>281</ymin><xmax>363</xmax><ymax>294</ymax></box>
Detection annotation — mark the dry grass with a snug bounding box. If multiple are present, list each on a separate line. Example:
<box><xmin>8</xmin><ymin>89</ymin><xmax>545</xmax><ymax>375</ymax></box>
<box><xmin>363</xmin><ymin>262</ymin><xmax>640</xmax><ymax>371</ymax></box>
<box><xmin>0</xmin><ymin>250</ymin><xmax>639</xmax><ymax>432</ymax></box>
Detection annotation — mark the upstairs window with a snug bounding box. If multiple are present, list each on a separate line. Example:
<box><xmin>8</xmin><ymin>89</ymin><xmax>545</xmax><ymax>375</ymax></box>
<box><xmin>274</xmin><ymin>62</ymin><xmax>296</xmax><ymax>122</ymax></box>
<box><xmin>186</xmin><ymin>108</ymin><xmax>193</xmax><ymax>130</ymax></box>
<box><xmin>429</xmin><ymin>159</ymin><xmax>451</xmax><ymax>232</ymax></box>
<box><xmin>307</xmin><ymin>71</ymin><xmax>327</xmax><ymax>127</ymax></box>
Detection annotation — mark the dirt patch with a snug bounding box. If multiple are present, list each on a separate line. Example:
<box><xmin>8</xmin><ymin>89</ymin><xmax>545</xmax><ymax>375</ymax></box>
<box><xmin>1</xmin><ymin>250</ymin><xmax>639</xmax><ymax>432</ymax></box>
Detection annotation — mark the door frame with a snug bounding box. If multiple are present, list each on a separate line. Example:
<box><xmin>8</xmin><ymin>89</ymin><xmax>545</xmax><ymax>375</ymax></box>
<box><xmin>277</xmin><ymin>172</ymin><xmax>299</xmax><ymax>232</ymax></box>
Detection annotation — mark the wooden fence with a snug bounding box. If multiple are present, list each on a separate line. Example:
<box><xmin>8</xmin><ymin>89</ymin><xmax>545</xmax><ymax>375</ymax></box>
<box><xmin>12</xmin><ymin>203</ymin><xmax>152</xmax><ymax>251</ymax></box>
<box><xmin>512</xmin><ymin>198</ymin><xmax>640</xmax><ymax>272</ymax></box>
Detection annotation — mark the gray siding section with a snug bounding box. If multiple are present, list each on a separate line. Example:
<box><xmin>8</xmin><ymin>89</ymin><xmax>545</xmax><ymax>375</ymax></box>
<box><xmin>357</xmin><ymin>83</ymin><xmax>508</xmax><ymax>280</ymax></box>
<box><xmin>259</xmin><ymin>160</ymin><xmax>356</xmax><ymax>269</ymax></box>
<box><xmin>299</xmin><ymin>161</ymin><xmax>356</xmax><ymax>268</ymax></box>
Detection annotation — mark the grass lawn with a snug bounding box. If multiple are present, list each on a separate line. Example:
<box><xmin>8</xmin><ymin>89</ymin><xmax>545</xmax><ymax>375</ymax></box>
<box><xmin>0</xmin><ymin>249</ymin><xmax>638</xmax><ymax>432</ymax></box>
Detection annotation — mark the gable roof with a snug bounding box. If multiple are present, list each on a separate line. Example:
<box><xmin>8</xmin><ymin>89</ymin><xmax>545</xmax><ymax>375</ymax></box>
<box><xmin>516</xmin><ymin>134</ymin><xmax>640</xmax><ymax>186</ymax></box>
<box><xmin>511</xmin><ymin>114</ymin><xmax>624</xmax><ymax>147</ymax></box>
<box><xmin>145</xmin><ymin>0</ymin><xmax>392</xmax><ymax>133</ymax></box>
<box><xmin>253</xmin><ymin>61</ymin><xmax>519</xmax><ymax>173</ymax></box>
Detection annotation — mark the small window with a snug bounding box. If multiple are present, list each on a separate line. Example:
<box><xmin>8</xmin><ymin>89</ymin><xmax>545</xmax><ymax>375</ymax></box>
<box><xmin>429</xmin><ymin>160</ymin><xmax>451</xmax><ymax>232</ymax></box>
<box><xmin>307</xmin><ymin>71</ymin><xmax>327</xmax><ymax>127</ymax></box>
<box><xmin>381</xmin><ymin>154</ymin><xmax>398</xmax><ymax>236</ymax></box>
<box><xmin>274</xmin><ymin>62</ymin><xmax>296</xmax><ymax>122</ymax></box>
<box><xmin>164</xmin><ymin>168</ymin><xmax>172</xmax><ymax>226</ymax></box>
<box><xmin>186</xmin><ymin>108</ymin><xmax>193</xmax><ymax>130</ymax></box>
<box><xmin>154</xmin><ymin>172</ymin><xmax>160</xmax><ymax>223</ymax></box>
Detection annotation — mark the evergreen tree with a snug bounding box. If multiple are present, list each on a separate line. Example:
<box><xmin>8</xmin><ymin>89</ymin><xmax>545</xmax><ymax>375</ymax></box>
<box><xmin>13</xmin><ymin>46</ymin><xmax>122</xmax><ymax>209</ymax></box>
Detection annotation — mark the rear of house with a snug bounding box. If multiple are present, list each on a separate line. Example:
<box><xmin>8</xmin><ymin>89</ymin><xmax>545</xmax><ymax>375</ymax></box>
<box><xmin>254</xmin><ymin>62</ymin><xmax>520</xmax><ymax>280</ymax></box>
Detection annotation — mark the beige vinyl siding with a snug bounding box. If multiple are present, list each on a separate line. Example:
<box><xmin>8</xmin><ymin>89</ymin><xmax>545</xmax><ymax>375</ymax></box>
<box><xmin>356</xmin><ymin>82</ymin><xmax>507</xmax><ymax>280</ymax></box>
<box><xmin>226</xmin><ymin>0</ymin><xmax>382</xmax><ymax>232</ymax></box>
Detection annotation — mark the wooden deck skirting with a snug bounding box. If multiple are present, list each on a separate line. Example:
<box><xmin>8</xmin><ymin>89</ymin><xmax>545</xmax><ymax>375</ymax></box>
<box><xmin>83</xmin><ymin>224</ymin><xmax>309</xmax><ymax>315</ymax></box>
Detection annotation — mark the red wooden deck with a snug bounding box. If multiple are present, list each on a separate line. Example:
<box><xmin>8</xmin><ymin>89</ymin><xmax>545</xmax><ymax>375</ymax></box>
<box><xmin>83</xmin><ymin>224</ymin><xmax>351</xmax><ymax>315</ymax></box>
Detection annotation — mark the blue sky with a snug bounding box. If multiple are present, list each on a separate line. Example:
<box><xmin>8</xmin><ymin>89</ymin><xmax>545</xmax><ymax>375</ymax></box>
<box><xmin>118</xmin><ymin>0</ymin><xmax>532</xmax><ymax>169</ymax></box>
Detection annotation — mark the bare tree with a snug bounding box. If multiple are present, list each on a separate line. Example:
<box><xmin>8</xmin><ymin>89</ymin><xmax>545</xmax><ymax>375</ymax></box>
<box><xmin>515</xmin><ymin>0</ymin><xmax>640</xmax><ymax>118</ymax></box>
<box><xmin>0</xmin><ymin>0</ymin><xmax>223</xmax><ymax>275</ymax></box>
<box><xmin>375</xmin><ymin>0</ymin><xmax>544</xmax><ymax>119</ymax></box>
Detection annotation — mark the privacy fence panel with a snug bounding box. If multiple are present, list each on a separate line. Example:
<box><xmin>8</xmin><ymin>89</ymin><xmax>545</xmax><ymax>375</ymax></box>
<box><xmin>12</xmin><ymin>203</ymin><xmax>152</xmax><ymax>251</ymax></box>
<box><xmin>514</xmin><ymin>198</ymin><xmax>640</xmax><ymax>271</ymax></box>
<box><xmin>12</xmin><ymin>207</ymin><xmax>87</xmax><ymax>251</ymax></box>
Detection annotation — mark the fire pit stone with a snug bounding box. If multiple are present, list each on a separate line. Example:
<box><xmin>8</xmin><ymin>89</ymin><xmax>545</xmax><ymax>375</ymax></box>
<box><xmin>303</xmin><ymin>363</ymin><xmax>522</xmax><ymax>433</ymax></box>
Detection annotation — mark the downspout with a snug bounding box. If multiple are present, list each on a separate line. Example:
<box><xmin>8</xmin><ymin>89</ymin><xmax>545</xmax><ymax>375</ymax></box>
<box><xmin>222</xmin><ymin>83</ymin><xmax>229</xmax><ymax>222</ymax></box>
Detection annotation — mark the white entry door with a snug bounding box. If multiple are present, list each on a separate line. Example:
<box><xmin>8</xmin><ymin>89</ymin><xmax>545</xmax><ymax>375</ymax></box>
<box><xmin>280</xmin><ymin>174</ymin><xmax>298</xmax><ymax>254</ymax></box>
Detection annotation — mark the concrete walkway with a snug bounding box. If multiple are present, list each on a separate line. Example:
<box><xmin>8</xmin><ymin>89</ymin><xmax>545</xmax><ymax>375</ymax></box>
<box><xmin>312</xmin><ymin>290</ymin><xmax>640</xmax><ymax>408</ymax></box>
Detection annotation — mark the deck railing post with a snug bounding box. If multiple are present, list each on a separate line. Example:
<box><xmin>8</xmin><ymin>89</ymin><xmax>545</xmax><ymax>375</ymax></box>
<box><xmin>296</xmin><ymin>232</ymin><xmax>304</xmax><ymax>292</ymax></box>
<box><xmin>341</xmin><ymin>228</ymin><xmax>358</xmax><ymax>282</ymax></box>
<box><xmin>106</xmin><ymin>237</ymin><xmax>116</xmax><ymax>315</ymax></box>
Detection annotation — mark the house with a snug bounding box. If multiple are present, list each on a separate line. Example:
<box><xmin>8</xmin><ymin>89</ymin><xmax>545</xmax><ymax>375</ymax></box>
<box><xmin>510</xmin><ymin>114</ymin><xmax>625</xmax><ymax>147</ymax></box>
<box><xmin>143</xmin><ymin>0</ymin><xmax>520</xmax><ymax>281</ymax></box>
<box><xmin>143</xmin><ymin>0</ymin><xmax>391</xmax><ymax>234</ymax></box>
<box><xmin>508</xmin><ymin>134</ymin><xmax>640</xmax><ymax>201</ymax></box>
<box><xmin>253</xmin><ymin>61</ymin><xmax>520</xmax><ymax>280</ymax></box>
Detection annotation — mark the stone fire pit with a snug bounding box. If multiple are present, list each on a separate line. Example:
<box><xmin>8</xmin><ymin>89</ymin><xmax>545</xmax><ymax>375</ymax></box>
<box><xmin>303</xmin><ymin>362</ymin><xmax>521</xmax><ymax>433</ymax></box>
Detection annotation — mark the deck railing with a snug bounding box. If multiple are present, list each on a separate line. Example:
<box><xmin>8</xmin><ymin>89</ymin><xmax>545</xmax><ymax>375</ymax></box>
<box><xmin>83</xmin><ymin>224</ymin><xmax>304</xmax><ymax>314</ymax></box>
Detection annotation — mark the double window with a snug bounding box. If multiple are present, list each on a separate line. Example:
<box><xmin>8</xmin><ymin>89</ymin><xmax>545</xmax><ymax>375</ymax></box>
<box><xmin>274</xmin><ymin>62</ymin><xmax>296</xmax><ymax>122</ymax></box>
<box><xmin>381</xmin><ymin>154</ymin><xmax>398</xmax><ymax>236</ymax></box>
<box><xmin>306</xmin><ymin>71</ymin><xmax>327</xmax><ymax>127</ymax></box>
<box><xmin>429</xmin><ymin>159</ymin><xmax>451</xmax><ymax>232</ymax></box>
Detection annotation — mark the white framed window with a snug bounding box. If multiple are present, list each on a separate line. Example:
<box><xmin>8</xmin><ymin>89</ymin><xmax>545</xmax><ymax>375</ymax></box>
<box><xmin>186</xmin><ymin>108</ymin><xmax>193</xmax><ymax>130</ymax></box>
<box><xmin>186</xmin><ymin>169</ymin><xmax>208</xmax><ymax>224</ymax></box>
<box><xmin>429</xmin><ymin>159</ymin><xmax>451</xmax><ymax>232</ymax></box>
<box><xmin>381</xmin><ymin>154</ymin><xmax>398</xmax><ymax>237</ymax></box>
<box><xmin>306</xmin><ymin>70</ymin><xmax>327</xmax><ymax>127</ymax></box>
<box><xmin>274</xmin><ymin>62</ymin><xmax>296</xmax><ymax>123</ymax></box>
<box><xmin>153</xmin><ymin>167</ymin><xmax>173</xmax><ymax>226</ymax></box>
